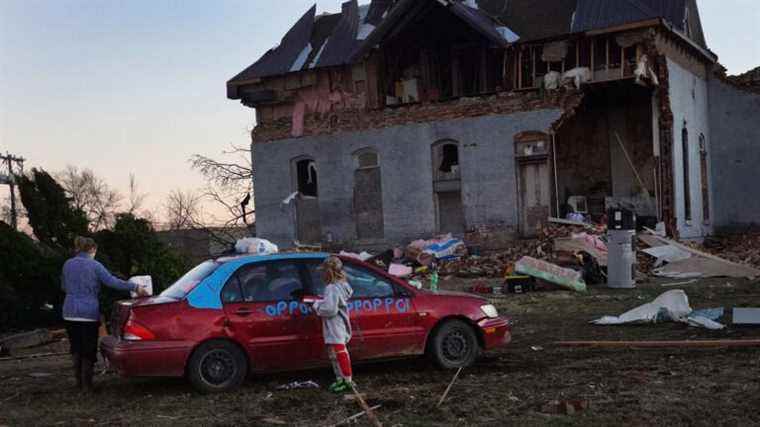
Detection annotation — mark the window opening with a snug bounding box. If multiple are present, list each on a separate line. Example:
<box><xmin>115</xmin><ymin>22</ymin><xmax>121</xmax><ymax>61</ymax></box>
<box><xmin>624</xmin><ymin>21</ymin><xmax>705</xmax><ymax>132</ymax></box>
<box><xmin>682</xmin><ymin>126</ymin><xmax>691</xmax><ymax>221</ymax></box>
<box><xmin>296</xmin><ymin>159</ymin><xmax>318</xmax><ymax>197</ymax></box>
<box><xmin>439</xmin><ymin>144</ymin><xmax>459</xmax><ymax>173</ymax></box>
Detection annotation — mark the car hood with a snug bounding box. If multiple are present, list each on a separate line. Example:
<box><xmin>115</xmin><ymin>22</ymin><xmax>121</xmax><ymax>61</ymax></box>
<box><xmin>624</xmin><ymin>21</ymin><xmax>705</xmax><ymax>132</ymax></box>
<box><xmin>420</xmin><ymin>289</ymin><xmax>488</xmax><ymax>302</ymax></box>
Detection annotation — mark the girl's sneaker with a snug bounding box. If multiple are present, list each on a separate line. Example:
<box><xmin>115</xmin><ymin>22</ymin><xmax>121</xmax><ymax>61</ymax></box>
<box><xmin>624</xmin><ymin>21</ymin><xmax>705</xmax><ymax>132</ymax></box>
<box><xmin>328</xmin><ymin>379</ymin><xmax>353</xmax><ymax>394</ymax></box>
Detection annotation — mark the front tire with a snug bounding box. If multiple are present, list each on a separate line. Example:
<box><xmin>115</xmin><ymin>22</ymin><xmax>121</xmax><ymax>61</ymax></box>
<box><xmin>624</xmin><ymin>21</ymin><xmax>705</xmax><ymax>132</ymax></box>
<box><xmin>429</xmin><ymin>320</ymin><xmax>480</xmax><ymax>369</ymax></box>
<box><xmin>187</xmin><ymin>340</ymin><xmax>248</xmax><ymax>393</ymax></box>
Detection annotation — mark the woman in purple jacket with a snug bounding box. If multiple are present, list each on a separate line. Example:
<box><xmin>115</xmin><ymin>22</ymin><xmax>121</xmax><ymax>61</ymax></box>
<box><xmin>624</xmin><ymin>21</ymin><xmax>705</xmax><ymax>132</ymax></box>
<box><xmin>61</xmin><ymin>236</ymin><xmax>147</xmax><ymax>392</ymax></box>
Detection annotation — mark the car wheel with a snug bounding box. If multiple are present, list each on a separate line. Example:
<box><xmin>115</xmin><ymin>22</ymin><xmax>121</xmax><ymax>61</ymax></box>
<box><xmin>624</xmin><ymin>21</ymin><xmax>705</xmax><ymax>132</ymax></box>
<box><xmin>429</xmin><ymin>320</ymin><xmax>480</xmax><ymax>369</ymax></box>
<box><xmin>188</xmin><ymin>340</ymin><xmax>248</xmax><ymax>393</ymax></box>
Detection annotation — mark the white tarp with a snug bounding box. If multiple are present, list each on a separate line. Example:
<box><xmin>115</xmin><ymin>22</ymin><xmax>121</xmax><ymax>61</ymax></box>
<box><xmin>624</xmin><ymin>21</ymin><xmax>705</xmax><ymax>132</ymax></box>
<box><xmin>593</xmin><ymin>290</ymin><xmax>692</xmax><ymax>325</ymax></box>
<box><xmin>592</xmin><ymin>290</ymin><xmax>725</xmax><ymax>330</ymax></box>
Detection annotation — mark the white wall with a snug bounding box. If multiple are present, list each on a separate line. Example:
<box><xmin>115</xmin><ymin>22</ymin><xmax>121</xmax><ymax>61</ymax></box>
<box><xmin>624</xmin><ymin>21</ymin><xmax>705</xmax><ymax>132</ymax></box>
<box><xmin>667</xmin><ymin>59</ymin><xmax>713</xmax><ymax>239</ymax></box>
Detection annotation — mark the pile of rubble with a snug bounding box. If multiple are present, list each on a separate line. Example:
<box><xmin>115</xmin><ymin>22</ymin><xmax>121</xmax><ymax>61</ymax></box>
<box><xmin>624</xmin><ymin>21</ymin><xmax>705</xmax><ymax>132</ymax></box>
<box><xmin>701</xmin><ymin>231</ymin><xmax>760</xmax><ymax>269</ymax></box>
<box><xmin>439</xmin><ymin>222</ymin><xmax>594</xmax><ymax>278</ymax></box>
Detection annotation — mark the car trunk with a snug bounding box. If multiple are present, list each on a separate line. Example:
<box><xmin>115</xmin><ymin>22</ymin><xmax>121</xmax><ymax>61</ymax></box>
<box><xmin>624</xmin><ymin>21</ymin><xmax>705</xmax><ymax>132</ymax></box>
<box><xmin>110</xmin><ymin>296</ymin><xmax>177</xmax><ymax>338</ymax></box>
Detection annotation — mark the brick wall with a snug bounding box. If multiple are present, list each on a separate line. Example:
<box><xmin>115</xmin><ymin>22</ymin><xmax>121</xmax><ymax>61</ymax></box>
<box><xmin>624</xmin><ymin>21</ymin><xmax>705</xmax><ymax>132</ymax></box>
<box><xmin>252</xmin><ymin>90</ymin><xmax>583</xmax><ymax>143</ymax></box>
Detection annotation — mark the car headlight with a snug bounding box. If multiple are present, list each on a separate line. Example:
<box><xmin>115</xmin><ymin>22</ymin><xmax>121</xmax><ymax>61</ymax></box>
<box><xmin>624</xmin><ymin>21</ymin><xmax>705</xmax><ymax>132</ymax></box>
<box><xmin>480</xmin><ymin>304</ymin><xmax>499</xmax><ymax>318</ymax></box>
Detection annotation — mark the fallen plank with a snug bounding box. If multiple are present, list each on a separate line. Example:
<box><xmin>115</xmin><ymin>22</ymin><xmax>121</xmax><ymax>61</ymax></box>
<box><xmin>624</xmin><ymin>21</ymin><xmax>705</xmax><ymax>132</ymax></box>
<box><xmin>643</xmin><ymin>229</ymin><xmax>760</xmax><ymax>279</ymax></box>
<box><xmin>661</xmin><ymin>279</ymin><xmax>699</xmax><ymax>287</ymax></box>
<box><xmin>557</xmin><ymin>340</ymin><xmax>760</xmax><ymax>349</ymax></box>
<box><xmin>0</xmin><ymin>329</ymin><xmax>53</xmax><ymax>352</ymax></box>
<box><xmin>0</xmin><ymin>351</ymin><xmax>68</xmax><ymax>362</ymax></box>
<box><xmin>548</xmin><ymin>217</ymin><xmax>595</xmax><ymax>230</ymax></box>
<box><xmin>348</xmin><ymin>383</ymin><xmax>382</xmax><ymax>427</ymax></box>
<box><xmin>733</xmin><ymin>308</ymin><xmax>760</xmax><ymax>325</ymax></box>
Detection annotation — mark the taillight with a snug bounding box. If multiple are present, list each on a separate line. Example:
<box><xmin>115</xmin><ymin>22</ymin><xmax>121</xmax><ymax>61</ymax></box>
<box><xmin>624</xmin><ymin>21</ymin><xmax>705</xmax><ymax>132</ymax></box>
<box><xmin>123</xmin><ymin>312</ymin><xmax>156</xmax><ymax>341</ymax></box>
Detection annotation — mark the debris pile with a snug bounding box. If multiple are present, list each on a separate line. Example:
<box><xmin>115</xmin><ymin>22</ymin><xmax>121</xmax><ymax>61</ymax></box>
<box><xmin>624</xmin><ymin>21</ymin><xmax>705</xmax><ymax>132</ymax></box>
<box><xmin>440</xmin><ymin>222</ymin><xmax>603</xmax><ymax>279</ymax></box>
<box><xmin>698</xmin><ymin>231</ymin><xmax>760</xmax><ymax>269</ymax></box>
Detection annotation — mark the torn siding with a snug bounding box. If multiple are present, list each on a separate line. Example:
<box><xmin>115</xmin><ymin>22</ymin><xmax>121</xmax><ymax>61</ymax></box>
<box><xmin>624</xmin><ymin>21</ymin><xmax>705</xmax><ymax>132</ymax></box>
<box><xmin>708</xmin><ymin>77</ymin><xmax>760</xmax><ymax>231</ymax></box>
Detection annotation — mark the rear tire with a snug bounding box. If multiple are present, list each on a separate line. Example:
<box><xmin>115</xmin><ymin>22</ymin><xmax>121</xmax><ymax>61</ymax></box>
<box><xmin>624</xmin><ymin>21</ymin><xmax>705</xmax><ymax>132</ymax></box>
<box><xmin>187</xmin><ymin>340</ymin><xmax>248</xmax><ymax>393</ymax></box>
<box><xmin>429</xmin><ymin>320</ymin><xmax>480</xmax><ymax>369</ymax></box>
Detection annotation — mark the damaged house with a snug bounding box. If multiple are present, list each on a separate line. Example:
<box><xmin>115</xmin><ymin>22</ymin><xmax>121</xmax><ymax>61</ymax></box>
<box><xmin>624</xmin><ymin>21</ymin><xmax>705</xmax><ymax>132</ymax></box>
<box><xmin>227</xmin><ymin>0</ymin><xmax>760</xmax><ymax>248</ymax></box>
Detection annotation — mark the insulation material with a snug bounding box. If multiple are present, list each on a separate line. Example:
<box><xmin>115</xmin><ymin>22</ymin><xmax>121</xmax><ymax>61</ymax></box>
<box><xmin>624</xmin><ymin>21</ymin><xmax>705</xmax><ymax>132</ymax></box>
<box><xmin>515</xmin><ymin>256</ymin><xmax>587</xmax><ymax>293</ymax></box>
<box><xmin>562</xmin><ymin>67</ymin><xmax>592</xmax><ymax>89</ymax></box>
<box><xmin>543</xmin><ymin>71</ymin><xmax>561</xmax><ymax>90</ymax></box>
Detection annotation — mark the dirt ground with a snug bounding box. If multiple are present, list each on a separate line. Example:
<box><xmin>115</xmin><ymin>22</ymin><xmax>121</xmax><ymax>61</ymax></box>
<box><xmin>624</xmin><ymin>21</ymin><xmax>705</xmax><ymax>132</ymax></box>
<box><xmin>2</xmin><ymin>276</ymin><xmax>760</xmax><ymax>426</ymax></box>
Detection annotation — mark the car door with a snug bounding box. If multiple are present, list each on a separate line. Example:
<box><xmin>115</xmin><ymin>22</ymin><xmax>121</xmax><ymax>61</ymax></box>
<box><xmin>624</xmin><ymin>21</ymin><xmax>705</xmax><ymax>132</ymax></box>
<box><xmin>221</xmin><ymin>260</ymin><xmax>313</xmax><ymax>371</ymax></box>
<box><xmin>304</xmin><ymin>261</ymin><xmax>425</xmax><ymax>362</ymax></box>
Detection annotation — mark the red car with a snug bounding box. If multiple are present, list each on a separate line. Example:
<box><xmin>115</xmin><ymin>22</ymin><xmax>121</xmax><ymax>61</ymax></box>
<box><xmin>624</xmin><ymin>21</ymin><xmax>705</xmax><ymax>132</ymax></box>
<box><xmin>101</xmin><ymin>253</ymin><xmax>511</xmax><ymax>393</ymax></box>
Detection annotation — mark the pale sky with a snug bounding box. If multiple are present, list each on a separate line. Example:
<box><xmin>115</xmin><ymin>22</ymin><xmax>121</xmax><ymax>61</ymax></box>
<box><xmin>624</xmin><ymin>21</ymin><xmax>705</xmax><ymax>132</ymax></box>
<box><xmin>1</xmin><ymin>0</ymin><xmax>758</xmax><ymax>224</ymax></box>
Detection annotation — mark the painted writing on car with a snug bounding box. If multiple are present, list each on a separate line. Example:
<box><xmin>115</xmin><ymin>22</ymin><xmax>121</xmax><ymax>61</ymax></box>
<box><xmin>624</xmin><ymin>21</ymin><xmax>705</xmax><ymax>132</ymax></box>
<box><xmin>264</xmin><ymin>298</ymin><xmax>411</xmax><ymax>317</ymax></box>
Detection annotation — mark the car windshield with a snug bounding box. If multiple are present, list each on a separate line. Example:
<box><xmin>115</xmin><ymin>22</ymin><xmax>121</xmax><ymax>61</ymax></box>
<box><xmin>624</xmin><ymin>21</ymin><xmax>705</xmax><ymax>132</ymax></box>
<box><xmin>160</xmin><ymin>260</ymin><xmax>220</xmax><ymax>300</ymax></box>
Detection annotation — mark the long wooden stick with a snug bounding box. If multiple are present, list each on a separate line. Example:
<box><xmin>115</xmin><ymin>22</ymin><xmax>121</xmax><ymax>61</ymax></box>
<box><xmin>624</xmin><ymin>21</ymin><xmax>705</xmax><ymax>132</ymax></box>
<box><xmin>349</xmin><ymin>383</ymin><xmax>382</xmax><ymax>427</ymax></box>
<box><xmin>332</xmin><ymin>405</ymin><xmax>382</xmax><ymax>427</ymax></box>
<box><xmin>558</xmin><ymin>340</ymin><xmax>760</xmax><ymax>349</ymax></box>
<box><xmin>437</xmin><ymin>367</ymin><xmax>463</xmax><ymax>407</ymax></box>
<box><xmin>614</xmin><ymin>132</ymin><xmax>650</xmax><ymax>197</ymax></box>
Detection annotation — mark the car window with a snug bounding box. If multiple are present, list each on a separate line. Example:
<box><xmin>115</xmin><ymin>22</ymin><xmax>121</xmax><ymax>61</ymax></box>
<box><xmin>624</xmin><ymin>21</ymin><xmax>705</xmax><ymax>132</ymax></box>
<box><xmin>160</xmin><ymin>260</ymin><xmax>219</xmax><ymax>300</ymax></box>
<box><xmin>236</xmin><ymin>262</ymin><xmax>304</xmax><ymax>302</ymax></box>
<box><xmin>221</xmin><ymin>276</ymin><xmax>244</xmax><ymax>304</ymax></box>
<box><xmin>307</xmin><ymin>262</ymin><xmax>395</xmax><ymax>299</ymax></box>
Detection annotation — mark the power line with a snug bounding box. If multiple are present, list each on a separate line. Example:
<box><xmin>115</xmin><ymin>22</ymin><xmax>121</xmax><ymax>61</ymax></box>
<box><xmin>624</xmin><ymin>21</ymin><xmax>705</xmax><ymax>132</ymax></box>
<box><xmin>0</xmin><ymin>152</ymin><xmax>26</xmax><ymax>230</ymax></box>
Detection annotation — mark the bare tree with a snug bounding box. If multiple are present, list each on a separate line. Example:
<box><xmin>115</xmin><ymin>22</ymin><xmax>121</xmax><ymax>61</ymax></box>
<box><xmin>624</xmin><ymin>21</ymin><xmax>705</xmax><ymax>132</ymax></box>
<box><xmin>57</xmin><ymin>166</ymin><xmax>123</xmax><ymax>231</ymax></box>
<box><xmin>126</xmin><ymin>173</ymin><xmax>148</xmax><ymax>215</ymax></box>
<box><xmin>163</xmin><ymin>189</ymin><xmax>202</xmax><ymax>231</ymax></box>
<box><xmin>190</xmin><ymin>143</ymin><xmax>253</xmax><ymax>228</ymax></box>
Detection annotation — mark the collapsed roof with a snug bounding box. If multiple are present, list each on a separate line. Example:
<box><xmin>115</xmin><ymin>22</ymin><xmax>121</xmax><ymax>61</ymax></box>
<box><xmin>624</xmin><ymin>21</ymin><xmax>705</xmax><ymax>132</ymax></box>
<box><xmin>228</xmin><ymin>0</ymin><xmax>706</xmax><ymax>97</ymax></box>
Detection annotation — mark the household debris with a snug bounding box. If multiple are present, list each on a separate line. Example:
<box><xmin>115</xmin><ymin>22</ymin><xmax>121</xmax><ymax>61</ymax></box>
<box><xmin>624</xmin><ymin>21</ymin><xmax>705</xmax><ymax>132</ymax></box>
<box><xmin>591</xmin><ymin>290</ymin><xmax>725</xmax><ymax>330</ymax></box>
<box><xmin>640</xmin><ymin>230</ymin><xmax>760</xmax><ymax>280</ymax></box>
<box><xmin>339</xmin><ymin>250</ymin><xmax>373</xmax><ymax>262</ymax></box>
<box><xmin>557</xmin><ymin>340</ymin><xmax>760</xmax><ymax>349</ymax></box>
<box><xmin>0</xmin><ymin>329</ymin><xmax>53</xmax><ymax>355</ymax></box>
<box><xmin>732</xmin><ymin>308</ymin><xmax>760</xmax><ymax>326</ymax></box>
<box><xmin>515</xmin><ymin>256</ymin><xmax>587</xmax><ymax>293</ymax></box>
<box><xmin>235</xmin><ymin>238</ymin><xmax>279</xmax><ymax>255</ymax></box>
<box><xmin>275</xmin><ymin>380</ymin><xmax>319</xmax><ymax>390</ymax></box>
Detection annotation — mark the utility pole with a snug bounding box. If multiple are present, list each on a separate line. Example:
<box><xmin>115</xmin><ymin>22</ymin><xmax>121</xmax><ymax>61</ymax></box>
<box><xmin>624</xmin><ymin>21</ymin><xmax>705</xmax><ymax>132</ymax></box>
<box><xmin>0</xmin><ymin>152</ymin><xmax>25</xmax><ymax>230</ymax></box>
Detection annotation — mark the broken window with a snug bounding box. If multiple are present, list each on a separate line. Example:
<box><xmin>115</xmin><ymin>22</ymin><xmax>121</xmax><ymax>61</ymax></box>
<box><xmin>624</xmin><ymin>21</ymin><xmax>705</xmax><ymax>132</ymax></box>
<box><xmin>438</xmin><ymin>143</ymin><xmax>459</xmax><ymax>174</ymax></box>
<box><xmin>296</xmin><ymin>158</ymin><xmax>318</xmax><ymax>197</ymax></box>
<box><xmin>682</xmin><ymin>126</ymin><xmax>691</xmax><ymax>221</ymax></box>
<box><xmin>356</xmin><ymin>150</ymin><xmax>379</xmax><ymax>169</ymax></box>
<box><xmin>699</xmin><ymin>134</ymin><xmax>710</xmax><ymax>222</ymax></box>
